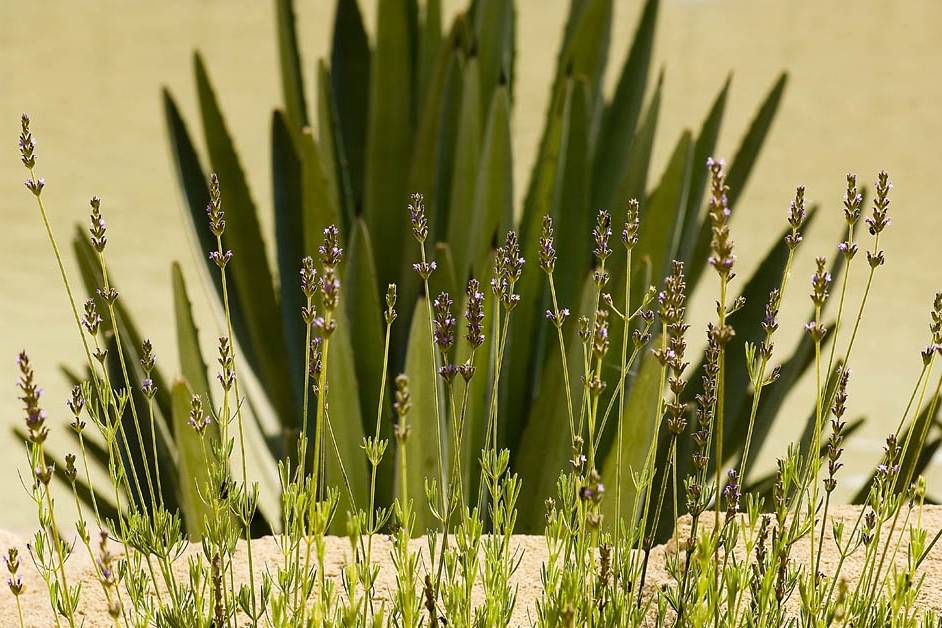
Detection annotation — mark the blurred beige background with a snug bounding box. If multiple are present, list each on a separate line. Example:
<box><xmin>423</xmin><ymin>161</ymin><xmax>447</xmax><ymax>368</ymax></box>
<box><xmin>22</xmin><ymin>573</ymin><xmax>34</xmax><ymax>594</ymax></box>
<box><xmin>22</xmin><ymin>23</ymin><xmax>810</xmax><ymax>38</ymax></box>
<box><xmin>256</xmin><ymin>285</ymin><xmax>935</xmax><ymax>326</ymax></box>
<box><xmin>1</xmin><ymin>1</ymin><xmax>940</xmax><ymax>529</ymax></box>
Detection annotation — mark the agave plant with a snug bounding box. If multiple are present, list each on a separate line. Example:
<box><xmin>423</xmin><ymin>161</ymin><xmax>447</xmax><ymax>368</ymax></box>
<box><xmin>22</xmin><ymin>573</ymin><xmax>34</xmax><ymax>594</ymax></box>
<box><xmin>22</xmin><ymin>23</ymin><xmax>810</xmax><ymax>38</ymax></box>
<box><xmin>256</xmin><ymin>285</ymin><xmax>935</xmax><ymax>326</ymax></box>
<box><xmin>46</xmin><ymin>0</ymin><xmax>836</xmax><ymax>536</ymax></box>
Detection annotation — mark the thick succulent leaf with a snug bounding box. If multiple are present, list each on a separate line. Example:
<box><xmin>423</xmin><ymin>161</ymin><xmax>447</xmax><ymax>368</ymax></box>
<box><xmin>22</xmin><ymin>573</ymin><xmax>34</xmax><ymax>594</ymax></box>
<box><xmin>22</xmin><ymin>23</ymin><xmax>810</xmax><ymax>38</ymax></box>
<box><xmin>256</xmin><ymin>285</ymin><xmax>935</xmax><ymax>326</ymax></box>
<box><xmin>611</xmin><ymin>72</ymin><xmax>662</xmax><ymax>217</ymax></box>
<box><xmin>272</xmin><ymin>110</ymin><xmax>307</xmax><ymax>422</ymax></box>
<box><xmin>677</xmin><ymin>77</ymin><xmax>730</xmax><ymax>263</ymax></box>
<box><xmin>467</xmin><ymin>85</ymin><xmax>513</xmax><ymax>282</ymax></box>
<box><xmin>417</xmin><ymin>0</ymin><xmax>443</xmax><ymax>110</ymax></box>
<box><xmin>409</xmin><ymin>28</ymin><xmax>462</xmax><ymax>231</ymax></box>
<box><xmin>502</xmin><ymin>78</ymin><xmax>580</xmax><ymax>458</ymax></box>
<box><xmin>275</xmin><ymin>0</ymin><xmax>309</xmax><ymax>129</ymax></box>
<box><xmin>364</xmin><ymin>0</ymin><xmax>416</xmax><ymax>290</ymax></box>
<box><xmin>171</xmin><ymin>379</ymin><xmax>217</xmax><ymax>538</ymax></box>
<box><xmin>163</xmin><ymin>89</ymin><xmax>250</xmax><ymax>354</ymax></box>
<box><xmin>322</xmin><ymin>311</ymin><xmax>369</xmax><ymax>529</ymax></box>
<box><xmin>171</xmin><ymin>262</ymin><xmax>213</xmax><ymax>407</ymax></box>
<box><xmin>331</xmin><ymin>0</ymin><xmax>371</xmax><ymax>209</ymax></box>
<box><xmin>725</xmin><ymin>73</ymin><xmax>788</xmax><ymax>208</ymax></box>
<box><xmin>551</xmin><ymin>79</ymin><xmax>592</xmax><ymax>316</ymax></box>
<box><xmin>599</xmin><ymin>340</ymin><xmax>665</xmax><ymax>527</ymax></box>
<box><xmin>445</xmin><ymin>56</ymin><xmax>483</xmax><ymax>275</ymax></box>
<box><xmin>194</xmin><ymin>53</ymin><xmax>297</xmax><ymax>424</ymax></box>
<box><xmin>316</xmin><ymin>61</ymin><xmax>351</xmax><ymax>232</ymax></box>
<box><xmin>401</xmin><ymin>298</ymin><xmax>446</xmax><ymax>532</ymax></box>
<box><xmin>591</xmin><ymin>0</ymin><xmax>658</xmax><ymax>213</ymax></box>
<box><xmin>344</xmin><ymin>219</ymin><xmax>394</xmax><ymax>504</ymax></box>
<box><xmin>632</xmin><ymin>130</ymin><xmax>693</xmax><ymax>296</ymax></box>
<box><xmin>521</xmin><ymin>0</ymin><xmax>612</xmax><ymax>237</ymax></box>
<box><xmin>473</xmin><ymin>0</ymin><xmax>515</xmax><ymax>114</ymax></box>
<box><xmin>687</xmin><ymin>73</ymin><xmax>788</xmax><ymax>288</ymax></box>
<box><xmin>516</xmin><ymin>274</ymin><xmax>596</xmax><ymax>528</ymax></box>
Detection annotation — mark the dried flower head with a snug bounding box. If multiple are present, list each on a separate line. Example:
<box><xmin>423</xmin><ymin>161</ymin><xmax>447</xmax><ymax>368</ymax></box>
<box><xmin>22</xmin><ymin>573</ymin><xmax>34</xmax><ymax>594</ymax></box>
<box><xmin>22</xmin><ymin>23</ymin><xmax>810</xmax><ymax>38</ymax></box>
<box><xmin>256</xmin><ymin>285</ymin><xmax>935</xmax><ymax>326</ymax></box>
<box><xmin>139</xmin><ymin>339</ymin><xmax>156</xmax><ymax>375</ymax></box>
<box><xmin>622</xmin><ymin>199</ymin><xmax>640</xmax><ymax>249</ymax></box>
<box><xmin>465</xmin><ymin>278</ymin><xmax>485</xmax><ymax>348</ymax></box>
<box><xmin>207</xmin><ymin>173</ymin><xmax>225</xmax><ymax>237</ymax></box>
<box><xmin>188</xmin><ymin>395</ymin><xmax>212</xmax><ymax>434</ymax></box>
<box><xmin>707</xmin><ymin>158</ymin><xmax>735</xmax><ymax>278</ymax></box>
<box><xmin>89</xmin><ymin>197</ymin><xmax>108</xmax><ymax>252</ymax></box>
<box><xmin>866</xmin><ymin>171</ymin><xmax>892</xmax><ymax>236</ymax></box>
<box><xmin>82</xmin><ymin>298</ymin><xmax>102</xmax><ymax>336</ymax></box>
<box><xmin>593</xmin><ymin>210</ymin><xmax>612</xmax><ymax>262</ymax></box>
<box><xmin>393</xmin><ymin>375</ymin><xmax>412</xmax><ymax>419</ymax></box>
<box><xmin>319</xmin><ymin>225</ymin><xmax>343</xmax><ymax>269</ymax></box>
<box><xmin>217</xmin><ymin>337</ymin><xmax>234</xmax><ymax>391</ymax></box>
<box><xmin>18</xmin><ymin>352</ymin><xmax>48</xmax><ymax>445</ymax></box>
<box><xmin>843</xmin><ymin>173</ymin><xmax>863</xmax><ymax>225</ymax></box>
<box><xmin>300</xmin><ymin>256</ymin><xmax>318</xmax><ymax>299</ymax></box>
<box><xmin>785</xmin><ymin>186</ymin><xmax>806</xmax><ymax>250</ymax></box>
<box><xmin>409</xmin><ymin>193</ymin><xmax>428</xmax><ymax>243</ymax></box>
<box><xmin>385</xmin><ymin>284</ymin><xmax>398</xmax><ymax>325</ymax></box>
<box><xmin>19</xmin><ymin>114</ymin><xmax>36</xmax><ymax>169</ymax></box>
<box><xmin>432</xmin><ymin>292</ymin><xmax>456</xmax><ymax>353</ymax></box>
<box><xmin>538</xmin><ymin>215</ymin><xmax>556</xmax><ymax>274</ymax></box>
<box><xmin>810</xmin><ymin>256</ymin><xmax>831</xmax><ymax>307</ymax></box>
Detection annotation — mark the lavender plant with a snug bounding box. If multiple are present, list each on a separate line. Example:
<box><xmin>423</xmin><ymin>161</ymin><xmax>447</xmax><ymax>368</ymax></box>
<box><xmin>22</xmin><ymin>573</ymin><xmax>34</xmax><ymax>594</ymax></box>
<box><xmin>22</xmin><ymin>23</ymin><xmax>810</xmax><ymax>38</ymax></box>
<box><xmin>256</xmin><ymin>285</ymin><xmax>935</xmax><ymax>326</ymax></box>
<box><xmin>13</xmin><ymin>106</ymin><xmax>942</xmax><ymax>626</ymax></box>
<box><xmin>44</xmin><ymin>0</ymin><xmax>803</xmax><ymax>537</ymax></box>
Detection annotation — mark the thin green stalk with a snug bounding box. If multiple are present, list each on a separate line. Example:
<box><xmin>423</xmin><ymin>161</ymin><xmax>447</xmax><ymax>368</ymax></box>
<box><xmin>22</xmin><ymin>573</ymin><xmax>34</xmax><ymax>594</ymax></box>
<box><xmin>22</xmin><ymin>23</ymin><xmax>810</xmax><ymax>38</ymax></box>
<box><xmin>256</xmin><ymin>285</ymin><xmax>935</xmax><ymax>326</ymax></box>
<box><xmin>215</xmin><ymin>232</ymin><xmax>257</xmax><ymax>623</ymax></box>
<box><xmin>547</xmin><ymin>275</ymin><xmax>576</xmax><ymax>442</ymax></box>
<box><xmin>614</xmin><ymin>248</ymin><xmax>632</xmax><ymax>565</ymax></box>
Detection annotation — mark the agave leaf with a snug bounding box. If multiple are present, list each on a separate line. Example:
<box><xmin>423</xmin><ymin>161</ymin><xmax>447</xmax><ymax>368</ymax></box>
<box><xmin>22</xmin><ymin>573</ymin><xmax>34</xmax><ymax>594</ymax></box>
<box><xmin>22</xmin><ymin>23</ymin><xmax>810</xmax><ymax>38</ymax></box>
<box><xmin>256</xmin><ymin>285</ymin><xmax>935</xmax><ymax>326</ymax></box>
<box><xmin>344</xmin><ymin>219</ymin><xmax>394</xmax><ymax>504</ymax></box>
<box><xmin>331</xmin><ymin>0</ymin><xmax>371</xmax><ymax>209</ymax></box>
<box><xmin>171</xmin><ymin>262</ymin><xmax>213</xmax><ymax>407</ymax></box>
<box><xmin>364</xmin><ymin>0</ymin><xmax>416</xmax><ymax>290</ymax></box>
<box><xmin>163</xmin><ymin>89</ymin><xmax>252</xmax><ymax>353</ymax></box>
<box><xmin>316</xmin><ymin>61</ymin><xmax>352</xmax><ymax>232</ymax></box>
<box><xmin>599</xmin><ymin>340</ymin><xmax>665</xmax><ymax>526</ymax></box>
<box><xmin>194</xmin><ymin>53</ymin><xmax>297</xmax><ymax>425</ymax></box>
<box><xmin>503</xmin><ymin>77</ymin><xmax>580</xmax><ymax>456</ymax></box>
<box><xmin>677</xmin><ymin>77</ymin><xmax>730</xmax><ymax>263</ymax></box>
<box><xmin>275</xmin><ymin>0</ymin><xmax>308</xmax><ymax>130</ymax></box>
<box><xmin>612</xmin><ymin>72</ymin><xmax>663</xmax><ymax>212</ymax></box>
<box><xmin>272</xmin><ymin>110</ymin><xmax>307</xmax><ymax>424</ymax></box>
<box><xmin>445</xmin><ymin>56</ymin><xmax>483</xmax><ymax>275</ymax></box>
<box><xmin>473</xmin><ymin>0</ymin><xmax>515</xmax><ymax>114</ymax></box>
<box><xmin>632</xmin><ymin>130</ymin><xmax>694</xmax><ymax>297</ymax></box>
<box><xmin>401</xmin><ymin>298</ymin><xmax>446</xmax><ymax>532</ymax></box>
<box><xmin>591</xmin><ymin>0</ymin><xmax>658</xmax><ymax>212</ymax></box>
<box><xmin>417</xmin><ymin>0</ymin><xmax>443</xmax><ymax>109</ymax></box>
<box><xmin>687</xmin><ymin>73</ymin><xmax>788</xmax><ymax>288</ymax></box>
<box><xmin>551</xmin><ymin>79</ymin><xmax>591</xmax><ymax>318</ymax></box>
<box><xmin>522</xmin><ymin>0</ymin><xmax>612</xmax><ymax>235</ymax></box>
<box><xmin>171</xmin><ymin>379</ymin><xmax>216</xmax><ymax>538</ymax></box>
<box><xmin>467</xmin><ymin>85</ymin><xmax>513</xmax><ymax>282</ymax></box>
<box><xmin>428</xmin><ymin>242</ymin><xmax>459</xmax><ymax>306</ymax></box>
<box><xmin>322</xmin><ymin>311</ymin><xmax>369</xmax><ymax>529</ymax></box>
<box><xmin>726</xmin><ymin>73</ymin><xmax>788</xmax><ymax>208</ymax></box>
<box><xmin>516</xmin><ymin>274</ymin><xmax>596</xmax><ymax>527</ymax></box>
